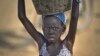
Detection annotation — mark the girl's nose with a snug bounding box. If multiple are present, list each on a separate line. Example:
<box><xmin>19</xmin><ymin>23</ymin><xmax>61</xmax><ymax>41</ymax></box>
<box><xmin>49</xmin><ymin>29</ymin><xmax>54</xmax><ymax>35</ymax></box>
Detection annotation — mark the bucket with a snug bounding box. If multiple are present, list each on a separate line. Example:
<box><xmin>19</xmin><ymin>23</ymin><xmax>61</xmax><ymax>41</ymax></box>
<box><xmin>32</xmin><ymin>0</ymin><xmax>72</xmax><ymax>15</ymax></box>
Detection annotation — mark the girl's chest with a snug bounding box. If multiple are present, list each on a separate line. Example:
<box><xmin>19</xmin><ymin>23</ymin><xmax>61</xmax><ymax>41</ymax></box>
<box><xmin>47</xmin><ymin>45</ymin><xmax>62</xmax><ymax>56</ymax></box>
<box><xmin>40</xmin><ymin>43</ymin><xmax>72</xmax><ymax>56</ymax></box>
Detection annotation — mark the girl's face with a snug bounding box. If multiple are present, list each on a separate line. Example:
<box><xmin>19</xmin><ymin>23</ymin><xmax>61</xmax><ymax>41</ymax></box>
<box><xmin>42</xmin><ymin>16</ymin><xmax>65</xmax><ymax>43</ymax></box>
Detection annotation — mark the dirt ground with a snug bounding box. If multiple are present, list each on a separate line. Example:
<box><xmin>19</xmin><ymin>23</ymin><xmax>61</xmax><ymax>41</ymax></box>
<box><xmin>0</xmin><ymin>0</ymin><xmax>100</xmax><ymax>56</ymax></box>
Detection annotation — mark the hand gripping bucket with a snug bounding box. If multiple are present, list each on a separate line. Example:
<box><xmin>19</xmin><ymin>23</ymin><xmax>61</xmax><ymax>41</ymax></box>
<box><xmin>32</xmin><ymin>0</ymin><xmax>72</xmax><ymax>15</ymax></box>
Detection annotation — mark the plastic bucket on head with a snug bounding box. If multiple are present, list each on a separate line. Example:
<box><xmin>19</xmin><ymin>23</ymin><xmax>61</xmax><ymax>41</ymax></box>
<box><xmin>32</xmin><ymin>0</ymin><xmax>72</xmax><ymax>15</ymax></box>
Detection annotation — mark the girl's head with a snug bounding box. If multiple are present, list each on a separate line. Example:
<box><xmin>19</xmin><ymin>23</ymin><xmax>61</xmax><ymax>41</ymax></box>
<box><xmin>42</xmin><ymin>13</ymin><xmax>66</xmax><ymax>43</ymax></box>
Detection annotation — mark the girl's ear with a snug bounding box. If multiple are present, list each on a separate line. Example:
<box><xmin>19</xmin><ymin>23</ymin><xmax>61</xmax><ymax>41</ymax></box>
<box><xmin>42</xmin><ymin>25</ymin><xmax>44</xmax><ymax>30</ymax></box>
<box><xmin>62</xmin><ymin>25</ymin><xmax>66</xmax><ymax>33</ymax></box>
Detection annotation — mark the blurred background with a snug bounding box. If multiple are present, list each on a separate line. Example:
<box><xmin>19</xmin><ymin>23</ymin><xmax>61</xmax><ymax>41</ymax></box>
<box><xmin>0</xmin><ymin>0</ymin><xmax>100</xmax><ymax>56</ymax></box>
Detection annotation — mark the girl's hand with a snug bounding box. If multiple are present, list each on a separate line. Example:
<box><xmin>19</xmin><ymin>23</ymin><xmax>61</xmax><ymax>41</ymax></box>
<box><xmin>73</xmin><ymin>0</ymin><xmax>80</xmax><ymax>8</ymax></box>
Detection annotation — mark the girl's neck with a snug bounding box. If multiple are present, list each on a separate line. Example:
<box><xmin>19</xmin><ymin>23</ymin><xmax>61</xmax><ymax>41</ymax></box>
<box><xmin>46</xmin><ymin>40</ymin><xmax>62</xmax><ymax>56</ymax></box>
<box><xmin>47</xmin><ymin>40</ymin><xmax>62</xmax><ymax>47</ymax></box>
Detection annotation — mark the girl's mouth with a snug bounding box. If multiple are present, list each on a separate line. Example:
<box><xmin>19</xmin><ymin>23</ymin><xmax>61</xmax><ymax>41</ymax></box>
<box><xmin>50</xmin><ymin>34</ymin><xmax>55</xmax><ymax>37</ymax></box>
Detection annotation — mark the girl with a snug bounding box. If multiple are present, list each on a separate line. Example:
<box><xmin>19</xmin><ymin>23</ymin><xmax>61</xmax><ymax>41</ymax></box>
<box><xmin>18</xmin><ymin>0</ymin><xmax>79</xmax><ymax>56</ymax></box>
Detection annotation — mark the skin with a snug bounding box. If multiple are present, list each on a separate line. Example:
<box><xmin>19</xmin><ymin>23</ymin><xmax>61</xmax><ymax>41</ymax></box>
<box><xmin>18</xmin><ymin>0</ymin><xmax>79</xmax><ymax>56</ymax></box>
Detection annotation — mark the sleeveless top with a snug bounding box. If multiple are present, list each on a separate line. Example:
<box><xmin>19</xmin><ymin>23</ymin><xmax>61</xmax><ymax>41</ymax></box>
<box><xmin>39</xmin><ymin>43</ymin><xmax>72</xmax><ymax>56</ymax></box>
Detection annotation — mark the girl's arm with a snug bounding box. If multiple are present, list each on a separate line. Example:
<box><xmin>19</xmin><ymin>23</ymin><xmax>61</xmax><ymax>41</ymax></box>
<box><xmin>18</xmin><ymin>0</ymin><xmax>45</xmax><ymax>48</ymax></box>
<box><xmin>64</xmin><ymin>0</ymin><xmax>79</xmax><ymax>50</ymax></box>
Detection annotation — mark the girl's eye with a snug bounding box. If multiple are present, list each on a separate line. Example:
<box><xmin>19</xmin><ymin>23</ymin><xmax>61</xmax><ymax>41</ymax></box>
<box><xmin>53</xmin><ymin>27</ymin><xmax>56</xmax><ymax>30</ymax></box>
<box><xmin>44</xmin><ymin>27</ymin><xmax>60</xmax><ymax>30</ymax></box>
<box><xmin>44</xmin><ymin>27</ymin><xmax>50</xmax><ymax>30</ymax></box>
<box><xmin>48</xmin><ymin>27</ymin><xmax>50</xmax><ymax>29</ymax></box>
<box><xmin>53</xmin><ymin>27</ymin><xmax>60</xmax><ymax>30</ymax></box>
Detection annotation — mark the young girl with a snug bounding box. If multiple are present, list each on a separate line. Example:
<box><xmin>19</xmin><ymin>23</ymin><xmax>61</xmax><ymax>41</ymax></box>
<box><xmin>18</xmin><ymin>0</ymin><xmax>79</xmax><ymax>56</ymax></box>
